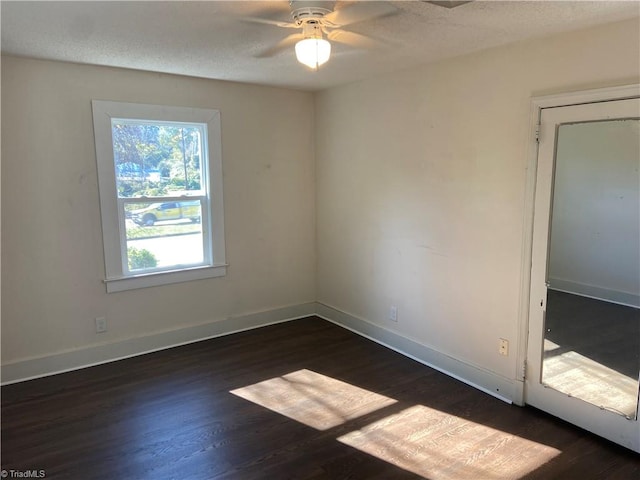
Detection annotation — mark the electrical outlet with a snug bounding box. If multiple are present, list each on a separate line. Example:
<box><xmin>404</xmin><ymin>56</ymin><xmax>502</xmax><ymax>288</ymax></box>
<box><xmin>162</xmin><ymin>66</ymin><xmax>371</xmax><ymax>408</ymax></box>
<box><xmin>499</xmin><ymin>338</ymin><xmax>509</xmax><ymax>356</ymax></box>
<box><xmin>389</xmin><ymin>305</ymin><xmax>398</xmax><ymax>322</ymax></box>
<box><xmin>95</xmin><ymin>317</ymin><xmax>107</xmax><ymax>333</ymax></box>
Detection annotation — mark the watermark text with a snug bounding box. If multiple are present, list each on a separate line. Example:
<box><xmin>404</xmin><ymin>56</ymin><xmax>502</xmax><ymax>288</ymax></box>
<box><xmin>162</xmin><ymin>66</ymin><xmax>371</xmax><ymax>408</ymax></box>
<box><xmin>1</xmin><ymin>470</ymin><xmax>46</xmax><ymax>479</ymax></box>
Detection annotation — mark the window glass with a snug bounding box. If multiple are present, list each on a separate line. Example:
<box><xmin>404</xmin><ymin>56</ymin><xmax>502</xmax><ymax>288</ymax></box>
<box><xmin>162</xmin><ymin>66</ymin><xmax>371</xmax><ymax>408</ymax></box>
<box><xmin>112</xmin><ymin>122</ymin><xmax>205</xmax><ymax>198</ymax></box>
<box><xmin>92</xmin><ymin>101</ymin><xmax>226</xmax><ymax>292</ymax></box>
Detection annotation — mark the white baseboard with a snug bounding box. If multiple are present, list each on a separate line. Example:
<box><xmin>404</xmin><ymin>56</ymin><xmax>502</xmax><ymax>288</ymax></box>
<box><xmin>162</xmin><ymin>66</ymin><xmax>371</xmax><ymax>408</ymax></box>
<box><xmin>548</xmin><ymin>278</ymin><xmax>639</xmax><ymax>308</ymax></box>
<box><xmin>1</xmin><ymin>303</ymin><xmax>316</xmax><ymax>385</ymax></box>
<box><xmin>2</xmin><ymin>302</ymin><xmax>524</xmax><ymax>407</ymax></box>
<box><xmin>316</xmin><ymin>303</ymin><xmax>524</xmax><ymax>405</ymax></box>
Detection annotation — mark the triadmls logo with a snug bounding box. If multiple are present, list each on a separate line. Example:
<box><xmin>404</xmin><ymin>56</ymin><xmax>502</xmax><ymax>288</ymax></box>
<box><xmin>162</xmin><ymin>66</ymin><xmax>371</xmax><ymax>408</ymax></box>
<box><xmin>1</xmin><ymin>470</ymin><xmax>46</xmax><ymax>479</ymax></box>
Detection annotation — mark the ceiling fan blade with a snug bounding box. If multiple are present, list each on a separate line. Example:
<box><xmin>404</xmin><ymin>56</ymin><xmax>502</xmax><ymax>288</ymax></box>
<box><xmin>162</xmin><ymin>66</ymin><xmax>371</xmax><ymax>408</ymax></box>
<box><xmin>326</xmin><ymin>29</ymin><xmax>386</xmax><ymax>50</ymax></box>
<box><xmin>240</xmin><ymin>16</ymin><xmax>298</xmax><ymax>29</ymax></box>
<box><xmin>323</xmin><ymin>2</ymin><xmax>397</xmax><ymax>27</ymax></box>
<box><xmin>423</xmin><ymin>1</ymin><xmax>474</xmax><ymax>8</ymax></box>
<box><xmin>256</xmin><ymin>33</ymin><xmax>305</xmax><ymax>58</ymax></box>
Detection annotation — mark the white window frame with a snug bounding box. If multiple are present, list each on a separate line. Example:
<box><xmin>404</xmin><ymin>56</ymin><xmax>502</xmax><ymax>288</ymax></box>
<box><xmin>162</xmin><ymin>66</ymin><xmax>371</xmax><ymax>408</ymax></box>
<box><xmin>92</xmin><ymin>100</ymin><xmax>226</xmax><ymax>293</ymax></box>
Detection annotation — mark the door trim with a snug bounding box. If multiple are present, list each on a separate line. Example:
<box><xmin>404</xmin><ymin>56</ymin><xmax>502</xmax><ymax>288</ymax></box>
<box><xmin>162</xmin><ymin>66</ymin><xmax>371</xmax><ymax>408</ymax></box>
<box><xmin>517</xmin><ymin>84</ymin><xmax>640</xmax><ymax>447</ymax></box>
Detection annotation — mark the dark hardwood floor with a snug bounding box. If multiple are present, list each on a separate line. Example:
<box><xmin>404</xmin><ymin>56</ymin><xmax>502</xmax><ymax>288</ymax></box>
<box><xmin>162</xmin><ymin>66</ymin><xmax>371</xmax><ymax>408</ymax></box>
<box><xmin>545</xmin><ymin>290</ymin><xmax>640</xmax><ymax>379</ymax></box>
<box><xmin>542</xmin><ymin>290</ymin><xmax>640</xmax><ymax>417</ymax></box>
<box><xmin>2</xmin><ymin>317</ymin><xmax>638</xmax><ymax>479</ymax></box>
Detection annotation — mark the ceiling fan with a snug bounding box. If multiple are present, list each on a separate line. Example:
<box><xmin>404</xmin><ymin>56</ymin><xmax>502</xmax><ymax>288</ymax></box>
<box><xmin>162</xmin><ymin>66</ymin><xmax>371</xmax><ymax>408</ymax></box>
<box><xmin>243</xmin><ymin>1</ymin><xmax>398</xmax><ymax>70</ymax></box>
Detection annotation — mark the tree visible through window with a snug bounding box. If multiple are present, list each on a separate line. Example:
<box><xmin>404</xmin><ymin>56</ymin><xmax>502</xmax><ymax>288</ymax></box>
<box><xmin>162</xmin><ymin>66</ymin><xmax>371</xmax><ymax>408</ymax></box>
<box><xmin>92</xmin><ymin>101</ymin><xmax>226</xmax><ymax>292</ymax></box>
<box><xmin>112</xmin><ymin>123</ymin><xmax>202</xmax><ymax>197</ymax></box>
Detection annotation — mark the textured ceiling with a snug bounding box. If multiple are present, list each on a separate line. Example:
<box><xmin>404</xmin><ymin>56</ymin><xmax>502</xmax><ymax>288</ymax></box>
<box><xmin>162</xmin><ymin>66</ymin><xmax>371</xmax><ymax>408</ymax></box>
<box><xmin>1</xmin><ymin>1</ymin><xmax>639</xmax><ymax>91</ymax></box>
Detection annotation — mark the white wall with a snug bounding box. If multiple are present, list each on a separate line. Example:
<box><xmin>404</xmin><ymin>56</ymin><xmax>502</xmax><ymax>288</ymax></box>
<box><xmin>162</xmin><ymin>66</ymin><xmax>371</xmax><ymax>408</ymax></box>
<box><xmin>1</xmin><ymin>57</ymin><xmax>316</xmax><ymax>366</ymax></box>
<box><xmin>548</xmin><ymin>120</ymin><xmax>640</xmax><ymax>307</ymax></box>
<box><xmin>2</xmin><ymin>18</ymin><xmax>639</xmax><ymax>394</ymax></box>
<box><xmin>315</xmin><ymin>19</ymin><xmax>640</xmax><ymax>386</ymax></box>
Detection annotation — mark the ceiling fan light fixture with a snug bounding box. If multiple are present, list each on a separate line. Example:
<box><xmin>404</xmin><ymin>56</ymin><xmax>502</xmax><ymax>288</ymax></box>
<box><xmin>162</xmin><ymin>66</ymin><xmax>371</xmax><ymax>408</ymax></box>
<box><xmin>295</xmin><ymin>37</ymin><xmax>331</xmax><ymax>69</ymax></box>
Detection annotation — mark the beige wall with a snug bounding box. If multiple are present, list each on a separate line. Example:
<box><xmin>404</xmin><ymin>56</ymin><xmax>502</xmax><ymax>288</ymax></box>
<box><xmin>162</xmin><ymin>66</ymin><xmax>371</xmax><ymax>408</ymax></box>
<box><xmin>2</xmin><ymin>18</ymin><xmax>639</xmax><ymax>386</ymax></box>
<box><xmin>548</xmin><ymin>120</ymin><xmax>639</xmax><ymax>306</ymax></box>
<box><xmin>315</xmin><ymin>19</ymin><xmax>640</xmax><ymax>381</ymax></box>
<box><xmin>1</xmin><ymin>57</ymin><xmax>316</xmax><ymax>364</ymax></box>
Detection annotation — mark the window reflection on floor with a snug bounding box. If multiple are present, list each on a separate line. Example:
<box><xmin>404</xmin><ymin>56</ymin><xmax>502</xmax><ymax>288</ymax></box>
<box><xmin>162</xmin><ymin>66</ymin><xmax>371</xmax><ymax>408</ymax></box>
<box><xmin>542</xmin><ymin>291</ymin><xmax>640</xmax><ymax>419</ymax></box>
<box><xmin>230</xmin><ymin>369</ymin><xmax>397</xmax><ymax>430</ymax></box>
<box><xmin>338</xmin><ymin>404</ymin><xmax>560</xmax><ymax>480</ymax></box>
<box><xmin>232</xmin><ymin>369</ymin><xmax>561</xmax><ymax>479</ymax></box>
<box><xmin>544</xmin><ymin>339</ymin><xmax>638</xmax><ymax>418</ymax></box>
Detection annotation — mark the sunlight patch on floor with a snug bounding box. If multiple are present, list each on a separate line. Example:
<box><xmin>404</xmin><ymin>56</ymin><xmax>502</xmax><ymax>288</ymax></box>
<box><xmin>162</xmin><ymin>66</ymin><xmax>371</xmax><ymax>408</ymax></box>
<box><xmin>232</xmin><ymin>370</ymin><xmax>562</xmax><ymax>477</ymax></box>
<box><xmin>543</xmin><ymin>339</ymin><xmax>561</xmax><ymax>352</ymax></box>
<box><xmin>230</xmin><ymin>369</ymin><xmax>397</xmax><ymax>430</ymax></box>
<box><xmin>337</xmin><ymin>404</ymin><xmax>561</xmax><ymax>480</ymax></box>
<box><xmin>542</xmin><ymin>349</ymin><xmax>639</xmax><ymax>418</ymax></box>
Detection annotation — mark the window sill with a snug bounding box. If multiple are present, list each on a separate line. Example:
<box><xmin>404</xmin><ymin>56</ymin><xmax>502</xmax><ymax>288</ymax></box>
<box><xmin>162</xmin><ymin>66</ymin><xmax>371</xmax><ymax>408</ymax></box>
<box><xmin>105</xmin><ymin>264</ymin><xmax>227</xmax><ymax>293</ymax></box>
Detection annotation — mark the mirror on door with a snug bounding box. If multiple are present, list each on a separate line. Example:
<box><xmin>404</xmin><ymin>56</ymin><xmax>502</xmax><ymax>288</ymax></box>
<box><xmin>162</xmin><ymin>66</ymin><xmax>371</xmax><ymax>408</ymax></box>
<box><xmin>542</xmin><ymin>118</ymin><xmax>640</xmax><ymax>420</ymax></box>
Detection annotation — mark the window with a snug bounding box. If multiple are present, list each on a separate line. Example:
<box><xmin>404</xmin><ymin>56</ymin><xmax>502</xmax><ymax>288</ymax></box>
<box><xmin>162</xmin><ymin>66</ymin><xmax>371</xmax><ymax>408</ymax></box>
<box><xmin>92</xmin><ymin>101</ymin><xmax>226</xmax><ymax>292</ymax></box>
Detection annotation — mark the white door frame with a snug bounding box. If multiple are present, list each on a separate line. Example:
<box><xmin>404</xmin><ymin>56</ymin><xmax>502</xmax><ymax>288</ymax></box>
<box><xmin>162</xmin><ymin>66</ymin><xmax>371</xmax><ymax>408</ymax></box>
<box><xmin>516</xmin><ymin>84</ymin><xmax>640</xmax><ymax>448</ymax></box>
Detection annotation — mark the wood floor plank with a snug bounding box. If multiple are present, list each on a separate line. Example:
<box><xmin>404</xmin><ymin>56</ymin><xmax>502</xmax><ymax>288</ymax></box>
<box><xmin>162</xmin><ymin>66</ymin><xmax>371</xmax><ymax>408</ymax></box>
<box><xmin>2</xmin><ymin>317</ymin><xmax>638</xmax><ymax>479</ymax></box>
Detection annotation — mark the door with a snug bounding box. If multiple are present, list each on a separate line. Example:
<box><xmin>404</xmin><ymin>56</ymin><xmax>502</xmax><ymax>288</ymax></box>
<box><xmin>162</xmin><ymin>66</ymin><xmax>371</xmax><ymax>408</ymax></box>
<box><xmin>525</xmin><ymin>95</ymin><xmax>640</xmax><ymax>452</ymax></box>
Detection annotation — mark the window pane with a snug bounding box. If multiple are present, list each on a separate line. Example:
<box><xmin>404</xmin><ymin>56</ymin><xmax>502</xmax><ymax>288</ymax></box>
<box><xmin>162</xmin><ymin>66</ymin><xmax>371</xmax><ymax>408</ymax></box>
<box><xmin>124</xmin><ymin>200</ymin><xmax>204</xmax><ymax>272</ymax></box>
<box><xmin>112</xmin><ymin>121</ymin><xmax>205</xmax><ymax>198</ymax></box>
<box><xmin>93</xmin><ymin>100</ymin><xmax>225</xmax><ymax>290</ymax></box>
